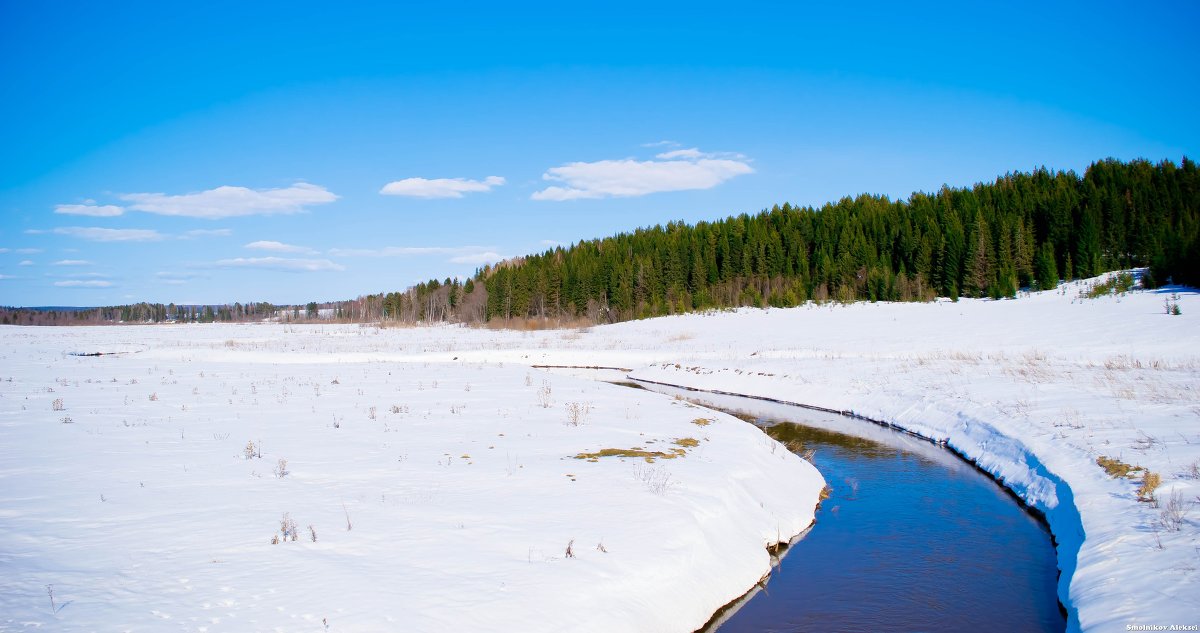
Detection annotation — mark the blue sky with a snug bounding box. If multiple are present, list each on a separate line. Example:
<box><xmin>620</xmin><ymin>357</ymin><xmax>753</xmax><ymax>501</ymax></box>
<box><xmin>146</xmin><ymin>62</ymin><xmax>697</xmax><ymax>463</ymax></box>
<box><xmin>2</xmin><ymin>1</ymin><xmax>1197</xmax><ymax>307</ymax></box>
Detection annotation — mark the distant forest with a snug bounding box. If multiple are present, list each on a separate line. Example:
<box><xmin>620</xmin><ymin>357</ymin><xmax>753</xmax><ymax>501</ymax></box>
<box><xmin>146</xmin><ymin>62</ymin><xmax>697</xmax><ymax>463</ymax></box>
<box><xmin>5</xmin><ymin>157</ymin><xmax>1196</xmax><ymax>326</ymax></box>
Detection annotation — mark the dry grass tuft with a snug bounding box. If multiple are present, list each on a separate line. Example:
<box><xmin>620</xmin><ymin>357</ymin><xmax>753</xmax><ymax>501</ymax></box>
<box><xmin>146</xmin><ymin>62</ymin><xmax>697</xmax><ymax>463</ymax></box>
<box><xmin>1137</xmin><ymin>471</ymin><xmax>1162</xmax><ymax>502</ymax></box>
<box><xmin>1097</xmin><ymin>455</ymin><xmax>1142</xmax><ymax>478</ymax></box>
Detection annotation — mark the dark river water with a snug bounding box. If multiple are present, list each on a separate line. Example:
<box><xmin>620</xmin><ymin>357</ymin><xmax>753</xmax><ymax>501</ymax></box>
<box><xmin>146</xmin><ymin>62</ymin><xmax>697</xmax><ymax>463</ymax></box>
<box><xmin>635</xmin><ymin>385</ymin><xmax>1066</xmax><ymax>633</ymax></box>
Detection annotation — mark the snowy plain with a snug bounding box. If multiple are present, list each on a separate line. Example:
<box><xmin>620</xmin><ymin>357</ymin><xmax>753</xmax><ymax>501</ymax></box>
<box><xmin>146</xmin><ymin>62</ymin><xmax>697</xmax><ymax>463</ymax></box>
<box><xmin>2</xmin><ymin>272</ymin><xmax>1198</xmax><ymax>632</ymax></box>
<box><xmin>0</xmin><ymin>325</ymin><xmax>821</xmax><ymax>631</ymax></box>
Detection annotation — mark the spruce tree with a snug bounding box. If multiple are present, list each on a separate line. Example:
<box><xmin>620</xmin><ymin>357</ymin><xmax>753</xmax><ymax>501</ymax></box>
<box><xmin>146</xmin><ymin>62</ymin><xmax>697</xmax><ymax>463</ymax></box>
<box><xmin>1034</xmin><ymin>242</ymin><xmax>1059</xmax><ymax>290</ymax></box>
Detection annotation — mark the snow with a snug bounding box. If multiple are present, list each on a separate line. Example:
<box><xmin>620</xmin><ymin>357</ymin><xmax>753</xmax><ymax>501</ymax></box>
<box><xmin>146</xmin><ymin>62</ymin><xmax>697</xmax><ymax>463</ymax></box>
<box><xmin>0</xmin><ymin>326</ymin><xmax>821</xmax><ymax>631</ymax></box>
<box><xmin>2</xmin><ymin>273</ymin><xmax>1197</xmax><ymax>631</ymax></box>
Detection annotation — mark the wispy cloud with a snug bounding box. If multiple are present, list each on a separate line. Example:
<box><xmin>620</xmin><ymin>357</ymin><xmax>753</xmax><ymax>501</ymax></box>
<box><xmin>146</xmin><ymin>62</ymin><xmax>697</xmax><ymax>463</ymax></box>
<box><xmin>245</xmin><ymin>240</ymin><xmax>318</xmax><ymax>254</ymax></box>
<box><xmin>379</xmin><ymin>176</ymin><xmax>505</xmax><ymax>199</ymax></box>
<box><xmin>532</xmin><ymin>148</ymin><xmax>753</xmax><ymax>201</ymax></box>
<box><xmin>54</xmin><ymin>280</ymin><xmax>113</xmax><ymax>288</ymax></box>
<box><xmin>52</xmin><ymin>259</ymin><xmax>92</xmax><ymax>266</ymax></box>
<box><xmin>156</xmin><ymin>271</ymin><xmax>199</xmax><ymax>285</ymax></box>
<box><xmin>641</xmin><ymin>140</ymin><xmax>680</xmax><ymax>148</ymax></box>
<box><xmin>54</xmin><ymin>203</ymin><xmax>125</xmax><ymax>217</ymax></box>
<box><xmin>0</xmin><ymin>274</ymin><xmax>15</xmax><ymax>280</ymax></box>
<box><xmin>51</xmin><ymin>227</ymin><xmax>165</xmax><ymax>242</ymax></box>
<box><xmin>328</xmin><ymin>246</ymin><xmax>491</xmax><ymax>258</ymax></box>
<box><xmin>120</xmin><ymin>183</ymin><xmax>337</xmax><ymax>219</ymax></box>
<box><xmin>654</xmin><ymin>148</ymin><xmax>707</xmax><ymax>160</ymax></box>
<box><xmin>212</xmin><ymin>257</ymin><xmax>345</xmax><ymax>272</ymax></box>
<box><xmin>18</xmin><ymin>260</ymin><xmax>34</xmax><ymax>266</ymax></box>
<box><xmin>16</xmin><ymin>248</ymin><xmax>42</xmax><ymax>254</ymax></box>
<box><xmin>449</xmin><ymin>251</ymin><xmax>508</xmax><ymax>265</ymax></box>
<box><xmin>183</xmin><ymin>228</ymin><xmax>233</xmax><ymax>239</ymax></box>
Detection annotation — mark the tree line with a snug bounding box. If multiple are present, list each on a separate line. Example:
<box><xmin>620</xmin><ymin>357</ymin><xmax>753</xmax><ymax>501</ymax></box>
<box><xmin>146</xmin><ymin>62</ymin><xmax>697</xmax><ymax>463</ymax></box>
<box><xmin>0</xmin><ymin>302</ymin><xmax>280</xmax><ymax>326</ymax></box>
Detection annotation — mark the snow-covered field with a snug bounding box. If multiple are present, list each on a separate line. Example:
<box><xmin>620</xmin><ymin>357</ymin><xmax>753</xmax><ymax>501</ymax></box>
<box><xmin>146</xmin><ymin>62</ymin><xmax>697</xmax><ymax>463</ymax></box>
<box><xmin>2</xmin><ymin>273</ymin><xmax>1197</xmax><ymax>632</ymax></box>
<box><xmin>0</xmin><ymin>325</ymin><xmax>821</xmax><ymax>631</ymax></box>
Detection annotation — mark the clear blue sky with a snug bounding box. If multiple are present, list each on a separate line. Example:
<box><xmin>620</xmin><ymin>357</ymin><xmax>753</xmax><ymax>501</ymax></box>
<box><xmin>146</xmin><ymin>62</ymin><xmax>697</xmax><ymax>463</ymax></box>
<box><xmin>2</xmin><ymin>1</ymin><xmax>1196</xmax><ymax>307</ymax></box>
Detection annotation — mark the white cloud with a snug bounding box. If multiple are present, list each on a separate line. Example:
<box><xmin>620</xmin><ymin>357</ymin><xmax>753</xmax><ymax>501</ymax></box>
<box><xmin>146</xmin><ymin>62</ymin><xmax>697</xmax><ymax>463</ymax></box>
<box><xmin>54</xmin><ymin>203</ymin><xmax>125</xmax><ymax>217</ymax></box>
<box><xmin>28</xmin><ymin>227</ymin><xmax>161</xmax><ymax>241</ymax></box>
<box><xmin>328</xmin><ymin>246</ymin><xmax>490</xmax><ymax>258</ymax></box>
<box><xmin>245</xmin><ymin>240</ymin><xmax>317</xmax><ymax>254</ymax></box>
<box><xmin>156</xmin><ymin>271</ymin><xmax>198</xmax><ymax>285</ymax></box>
<box><xmin>641</xmin><ymin>140</ymin><xmax>680</xmax><ymax>148</ymax></box>
<box><xmin>120</xmin><ymin>182</ymin><xmax>337</xmax><ymax>219</ymax></box>
<box><xmin>449</xmin><ymin>251</ymin><xmax>508</xmax><ymax>265</ymax></box>
<box><xmin>379</xmin><ymin>176</ymin><xmax>505</xmax><ymax>199</ymax></box>
<box><xmin>655</xmin><ymin>148</ymin><xmax>706</xmax><ymax>160</ymax></box>
<box><xmin>0</xmin><ymin>248</ymin><xmax>7</xmax><ymax>253</ymax></box>
<box><xmin>0</xmin><ymin>274</ymin><xmax>14</xmax><ymax>280</ymax></box>
<box><xmin>531</xmin><ymin>149</ymin><xmax>753</xmax><ymax>201</ymax></box>
<box><xmin>52</xmin><ymin>259</ymin><xmax>92</xmax><ymax>266</ymax></box>
<box><xmin>213</xmin><ymin>257</ymin><xmax>345</xmax><ymax>272</ymax></box>
<box><xmin>16</xmin><ymin>248</ymin><xmax>43</xmax><ymax>254</ymax></box>
<box><xmin>540</xmin><ymin>239</ymin><xmax>562</xmax><ymax>247</ymax></box>
<box><xmin>54</xmin><ymin>280</ymin><xmax>113</xmax><ymax>288</ymax></box>
<box><xmin>18</xmin><ymin>260</ymin><xmax>34</xmax><ymax>266</ymax></box>
<box><xmin>52</xmin><ymin>227</ymin><xmax>164</xmax><ymax>242</ymax></box>
<box><xmin>183</xmin><ymin>228</ymin><xmax>233</xmax><ymax>238</ymax></box>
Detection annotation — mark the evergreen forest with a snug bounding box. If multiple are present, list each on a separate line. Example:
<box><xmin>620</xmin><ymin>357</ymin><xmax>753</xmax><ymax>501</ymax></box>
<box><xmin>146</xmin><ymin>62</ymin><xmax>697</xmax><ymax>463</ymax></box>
<box><xmin>473</xmin><ymin>157</ymin><xmax>1198</xmax><ymax>323</ymax></box>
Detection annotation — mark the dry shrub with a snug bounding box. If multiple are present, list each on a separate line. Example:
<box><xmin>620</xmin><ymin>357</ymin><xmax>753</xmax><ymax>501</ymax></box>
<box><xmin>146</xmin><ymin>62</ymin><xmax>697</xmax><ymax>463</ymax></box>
<box><xmin>280</xmin><ymin>513</ymin><xmax>298</xmax><ymax>542</ymax></box>
<box><xmin>1137</xmin><ymin>471</ymin><xmax>1161</xmax><ymax>502</ymax></box>
<box><xmin>565</xmin><ymin>401</ymin><xmax>591</xmax><ymax>426</ymax></box>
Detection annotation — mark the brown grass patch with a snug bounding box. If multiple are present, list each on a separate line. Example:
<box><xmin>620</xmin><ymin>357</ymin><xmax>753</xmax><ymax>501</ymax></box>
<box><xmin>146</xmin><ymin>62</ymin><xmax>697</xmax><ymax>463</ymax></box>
<box><xmin>1097</xmin><ymin>455</ymin><xmax>1143</xmax><ymax>479</ymax></box>
<box><xmin>576</xmin><ymin>438</ymin><xmax>700</xmax><ymax>462</ymax></box>
<box><xmin>476</xmin><ymin>316</ymin><xmax>596</xmax><ymax>331</ymax></box>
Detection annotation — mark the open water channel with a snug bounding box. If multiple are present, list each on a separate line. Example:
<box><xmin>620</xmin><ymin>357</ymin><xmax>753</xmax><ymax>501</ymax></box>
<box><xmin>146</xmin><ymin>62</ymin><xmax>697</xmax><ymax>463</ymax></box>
<box><xmin>634</xmin><ymin>384</ymin><xmax>1067</xmax><ymax>633</ymax></box>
